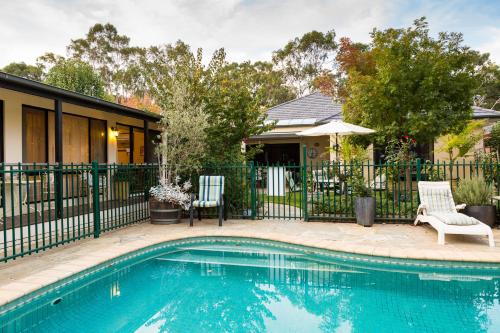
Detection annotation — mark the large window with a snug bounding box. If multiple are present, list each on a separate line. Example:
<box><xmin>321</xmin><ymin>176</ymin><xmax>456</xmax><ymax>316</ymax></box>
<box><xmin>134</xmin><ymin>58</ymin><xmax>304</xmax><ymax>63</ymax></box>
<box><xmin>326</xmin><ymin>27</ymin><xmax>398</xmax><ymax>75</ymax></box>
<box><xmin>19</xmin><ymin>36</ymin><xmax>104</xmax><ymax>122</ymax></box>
<box><xmin>116</xmin><ymin>124</ymin><xmax>145</xmax><ymax>164</ymax></box>
<box><xmin>22</xmin><ymin>106</ymin><xmax>48</xmax><ymax>163</ymax></box>
<box><xmin>90</xmin><ymin>119</ymin><xmax>107</xmax><ymax>163</ymax></box>
<box><xmin>22</xmin><ymin>105</ymin><xmax>107</xmax><ymax>163</ymax></box>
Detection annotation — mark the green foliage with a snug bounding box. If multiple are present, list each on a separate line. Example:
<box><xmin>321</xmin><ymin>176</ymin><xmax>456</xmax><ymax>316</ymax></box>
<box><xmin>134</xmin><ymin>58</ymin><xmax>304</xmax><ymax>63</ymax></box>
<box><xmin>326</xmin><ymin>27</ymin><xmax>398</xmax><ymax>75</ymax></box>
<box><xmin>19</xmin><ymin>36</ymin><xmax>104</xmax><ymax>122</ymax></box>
<box><xmin>454</xmin><ymin>176</ymin><xmax>494</xmax><ymax>206</ymax></box>
<box><xmin>2</xmin><ymin>62</ymin><xmax>44</xmax><ymax>81</ymax></box>
<box><xmin>338</xmin><ymin>138</ymin><xmax>368</xmax><ymax>161</ymax></box>
<box><xmin>440</xmin><ymin>120</ymin><xmax>485</xmax><ymax>161</ymax></box>
<box><xmin>343</xmin><ymin>18</ymin><xmax>485</xmax><ymax>145</ymax></box>
<box><xmin>45</xmin><ymin>59</ymin><xmax>106</xmax><ymax>98</ymax></box>
<box><xmin>156</xmin><ymin>74</ymin><xmax>208</xmax><ymax>181</ymax></box>
<box><xmin>349</xmin><ymin>164</ymin><xmax>372</xmax><ymax>198</ymax></box>
<box><xmin>474</xmin><ymin>62</ymin><xmax>500</xmax><ymax>111</ymax></box>
<box><xmin>485</xmin><ymin>122</ymin><xmax>500</xmax><ymax>159</ymax></box>
<box><xmin>67</xmin><ymin>23</ymin><xmax>145</xmax><ymax>99</ymax></box>
<box><xmin>224</xmin><ymin>61</ymin><xmax>296</xmax><ymax>108</ymax></box>
<box><xmin>273</xmin><ymin>30</ymin><xmax>337</xmax><ymax>96</ymax></box>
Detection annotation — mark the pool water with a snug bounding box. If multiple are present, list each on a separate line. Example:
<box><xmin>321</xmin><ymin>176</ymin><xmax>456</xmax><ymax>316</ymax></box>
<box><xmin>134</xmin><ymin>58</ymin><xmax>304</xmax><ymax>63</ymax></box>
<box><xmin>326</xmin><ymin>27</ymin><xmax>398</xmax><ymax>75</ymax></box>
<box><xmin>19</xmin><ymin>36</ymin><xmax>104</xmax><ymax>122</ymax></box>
<box><xmin>1</xmin><ymin>238</ymin><xmax>500</xmax><ymax>333</ymax></box>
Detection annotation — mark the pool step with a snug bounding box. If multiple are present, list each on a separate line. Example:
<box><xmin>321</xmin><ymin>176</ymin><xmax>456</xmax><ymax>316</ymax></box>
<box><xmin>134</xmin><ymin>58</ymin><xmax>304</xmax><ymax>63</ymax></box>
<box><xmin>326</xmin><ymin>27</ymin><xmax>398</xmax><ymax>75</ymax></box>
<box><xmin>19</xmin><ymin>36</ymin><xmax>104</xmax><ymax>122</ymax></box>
<box><xmin>155</xmin><ymin>251</ymin><xmax>361</xmax><ymax>273</ymax></box>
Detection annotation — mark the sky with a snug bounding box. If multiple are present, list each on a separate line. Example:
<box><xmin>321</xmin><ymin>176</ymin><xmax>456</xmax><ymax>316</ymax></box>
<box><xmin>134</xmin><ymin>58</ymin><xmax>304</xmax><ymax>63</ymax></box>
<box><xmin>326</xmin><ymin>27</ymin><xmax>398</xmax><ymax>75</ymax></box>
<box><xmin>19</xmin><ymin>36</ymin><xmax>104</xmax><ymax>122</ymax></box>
<box><xmin>0</xmin><ymin>0</ymin><xmax>499</xmax><ymax>67</ymax></box>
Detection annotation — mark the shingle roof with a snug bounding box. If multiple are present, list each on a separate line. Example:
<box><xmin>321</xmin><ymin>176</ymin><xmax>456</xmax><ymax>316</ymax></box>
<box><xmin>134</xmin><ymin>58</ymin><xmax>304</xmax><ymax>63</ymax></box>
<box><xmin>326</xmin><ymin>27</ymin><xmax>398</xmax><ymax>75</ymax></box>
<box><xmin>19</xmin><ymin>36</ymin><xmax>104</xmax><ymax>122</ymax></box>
<box><xmin>266</xmin><ymin>92</ymin><xmax>500</xmax><ymax>126</ymax></box>
<box><xmin>266</xmin><ymin>92</ymin><xmax>342</xmax><ymax>125</ymax></box>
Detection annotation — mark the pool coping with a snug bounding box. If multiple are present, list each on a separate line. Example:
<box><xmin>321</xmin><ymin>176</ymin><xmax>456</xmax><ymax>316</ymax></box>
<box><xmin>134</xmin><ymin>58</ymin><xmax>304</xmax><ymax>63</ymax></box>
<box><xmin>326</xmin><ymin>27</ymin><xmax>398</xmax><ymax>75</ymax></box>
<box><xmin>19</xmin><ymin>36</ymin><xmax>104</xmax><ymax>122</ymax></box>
<box><xmin>0</xmin><ymin>220</ymin><xmax>499</xmax><ymax>308</ymax></box>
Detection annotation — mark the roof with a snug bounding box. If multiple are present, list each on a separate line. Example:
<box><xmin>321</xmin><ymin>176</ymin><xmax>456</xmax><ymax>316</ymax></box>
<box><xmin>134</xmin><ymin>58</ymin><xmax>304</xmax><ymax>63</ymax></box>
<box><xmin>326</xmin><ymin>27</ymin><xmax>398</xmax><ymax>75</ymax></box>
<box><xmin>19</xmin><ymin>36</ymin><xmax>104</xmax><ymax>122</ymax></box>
<box><xmin>472</xmin><ymin>106</ymin><xmax>500</xmax><ymax>119</ymax></box>
<box><xmin>266</xmin><ymin>92</ymin><xmax>500</xmax><ymax>126</ymax></box>
<box><xmin>0</xmin><ymin>72</ymin><xmax>161</xmax><ymax>122</ymax></box>
<box><xmin>266</xmin><ymin>92</ymin><xmax>342</xmax><ymax>126</ymax></box>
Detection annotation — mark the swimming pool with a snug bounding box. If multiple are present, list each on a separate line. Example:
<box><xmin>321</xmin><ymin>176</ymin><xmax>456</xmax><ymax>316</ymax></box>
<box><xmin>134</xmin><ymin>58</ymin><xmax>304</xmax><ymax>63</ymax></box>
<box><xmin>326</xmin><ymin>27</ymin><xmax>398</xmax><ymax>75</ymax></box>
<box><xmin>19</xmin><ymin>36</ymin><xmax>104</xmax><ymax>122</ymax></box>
<box><xmin>1</xmin><ymin>237</ymin><xmax>500</xmax><ymax>333</ymax></box>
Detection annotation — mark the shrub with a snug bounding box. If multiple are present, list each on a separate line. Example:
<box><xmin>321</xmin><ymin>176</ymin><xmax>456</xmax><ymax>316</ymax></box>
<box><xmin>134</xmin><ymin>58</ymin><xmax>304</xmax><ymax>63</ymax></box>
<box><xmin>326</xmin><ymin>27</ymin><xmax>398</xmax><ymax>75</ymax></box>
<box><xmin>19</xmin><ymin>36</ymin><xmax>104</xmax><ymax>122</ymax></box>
<box><xmin>454</xmin><ymin>177</ymin><xmax>494</xmax><ymax>206</ymax></box>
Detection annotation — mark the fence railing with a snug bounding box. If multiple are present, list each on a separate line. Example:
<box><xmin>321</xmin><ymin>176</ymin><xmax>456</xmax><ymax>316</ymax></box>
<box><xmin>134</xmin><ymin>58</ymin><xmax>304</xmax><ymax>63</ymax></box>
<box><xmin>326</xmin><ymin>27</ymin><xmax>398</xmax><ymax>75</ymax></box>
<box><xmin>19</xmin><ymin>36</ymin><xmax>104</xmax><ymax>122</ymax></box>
<box><xmin>3</xmin><ymin>158</ymin><xmax>499</xmax><ymax>262</ymax></box>
<box><xmin>189</xmin><ymin>157</ymin><xmax>500</xmax><ymax>222</ymax></box>
<box><xmin>1</xmin><ymin>162</ymin><xmax>159</xmax><ymax>262</ymax></box>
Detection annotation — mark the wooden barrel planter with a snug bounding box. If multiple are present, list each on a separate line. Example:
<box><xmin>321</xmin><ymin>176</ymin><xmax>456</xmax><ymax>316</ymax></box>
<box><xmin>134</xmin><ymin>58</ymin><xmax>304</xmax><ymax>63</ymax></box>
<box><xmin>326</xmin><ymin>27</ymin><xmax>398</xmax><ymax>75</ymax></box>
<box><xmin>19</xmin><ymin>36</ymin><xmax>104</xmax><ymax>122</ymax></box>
<box><xmin>149</xmin><ymin>199</ymin><xmax>182</xmax><ymax>224</ymax></box>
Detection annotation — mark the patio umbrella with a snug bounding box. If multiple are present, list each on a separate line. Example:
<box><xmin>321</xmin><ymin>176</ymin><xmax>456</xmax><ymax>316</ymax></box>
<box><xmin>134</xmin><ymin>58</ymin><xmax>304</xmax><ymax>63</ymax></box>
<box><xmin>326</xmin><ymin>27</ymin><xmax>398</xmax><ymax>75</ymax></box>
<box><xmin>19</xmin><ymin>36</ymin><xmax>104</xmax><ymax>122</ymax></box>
<box><xmin>298</xmin><ymin>120</ymin><xmax>375</xmax><ymax>160</ymax></box>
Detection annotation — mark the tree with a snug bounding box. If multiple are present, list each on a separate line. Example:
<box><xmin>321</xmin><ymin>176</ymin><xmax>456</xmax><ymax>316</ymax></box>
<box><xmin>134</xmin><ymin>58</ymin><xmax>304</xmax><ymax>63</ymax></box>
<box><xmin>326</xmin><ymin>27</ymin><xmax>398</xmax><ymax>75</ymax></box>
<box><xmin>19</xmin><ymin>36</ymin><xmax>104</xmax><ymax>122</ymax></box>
<box><xmin>485</xmin><ymin>121</ymin><xmax>500</xmax><ymax>160</ymax></box>
<box><xmin>1</xmin><ymin>62</ymin><xmax>44</xmax><ymax>81</ymax></box>
<box><xmin>156</xmin><ymin>75</ymin><xmax>208</xmax><ymax>180</ymax></box>
<box><xmin>474</xmin><ymin>62</ymin><xmax>500</xmax><ymax>110</ymax></box>
<box><xmin>273</xmin><ymin>30</ymin><xmax>337</xmax><ymax>96</ymax></box>
<box><xmin>204</xmin><ymin>49</ymin><xmax>273</xmax><ymax>164</ymax></box>
<box><xmin>222</xmin><ymin>61</ymin><xmax>296</xmax><ymax>108</ymax></box>
<box><xmin>440</xmin><ymin>120</ymin><xmax>485</xmax><ymax>162</ymax></box>
<box><xmin>67</xmin><ymin>23</ymin><xmax>144</xmax><ymax>99</ymax></box>
<box><xmin>342</xmin><ymin>18</ymin><xmax>485</xmax><ymax>146</ymax></box>
<box><xmin>45</xmin><ymin>58</ymin><xmax>107</xmax><ymax>99</ymax></box>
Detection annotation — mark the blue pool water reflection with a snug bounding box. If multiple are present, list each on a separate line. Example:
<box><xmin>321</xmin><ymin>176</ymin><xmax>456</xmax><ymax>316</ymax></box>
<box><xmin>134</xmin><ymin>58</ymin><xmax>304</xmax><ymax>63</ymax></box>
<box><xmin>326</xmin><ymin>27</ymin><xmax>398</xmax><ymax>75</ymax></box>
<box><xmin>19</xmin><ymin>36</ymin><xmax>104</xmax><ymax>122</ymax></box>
<box><xmin>1</xmin><ymin>238</ymin><xmax>500</xmax><ymax>332</ymax></box>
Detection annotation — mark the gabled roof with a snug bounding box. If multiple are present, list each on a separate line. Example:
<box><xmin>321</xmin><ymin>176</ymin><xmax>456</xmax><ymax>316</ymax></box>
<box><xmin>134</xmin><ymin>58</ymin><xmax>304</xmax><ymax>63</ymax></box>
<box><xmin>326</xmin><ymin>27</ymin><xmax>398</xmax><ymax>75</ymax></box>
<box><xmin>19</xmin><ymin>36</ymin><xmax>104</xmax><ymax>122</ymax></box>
<box><xmin>266</xmin><ymin>92</ymin><xmax>500</xmax><ymax>126</ymax></box>
<box><xmin>0</xmin><ymin>71</ymin><xmax>161</xmax><ymax>121</ymax></box>
<box><xmin>266</xmin><ymin>92</ymin><xmax>342</xmax><ymax>126</ymax></box>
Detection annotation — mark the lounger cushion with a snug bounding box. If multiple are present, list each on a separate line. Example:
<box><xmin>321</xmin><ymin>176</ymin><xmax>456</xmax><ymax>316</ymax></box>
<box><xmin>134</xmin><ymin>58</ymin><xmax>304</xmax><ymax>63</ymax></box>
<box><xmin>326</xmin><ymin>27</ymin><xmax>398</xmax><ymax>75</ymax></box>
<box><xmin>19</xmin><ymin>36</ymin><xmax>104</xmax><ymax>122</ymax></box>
<box><xmin>193</xmin><ymin>200</ymin><xmax>220</xmax><ymax>208</ymax></box>
<box><xmin>420</xmin><ymin>188</ymin><xmax>456</xmax><ymax>213</ymax></box>
<box><xmin>428</xmin><ymin>212</ymin><xmax>479</xmax><ymax>225</ymax></box>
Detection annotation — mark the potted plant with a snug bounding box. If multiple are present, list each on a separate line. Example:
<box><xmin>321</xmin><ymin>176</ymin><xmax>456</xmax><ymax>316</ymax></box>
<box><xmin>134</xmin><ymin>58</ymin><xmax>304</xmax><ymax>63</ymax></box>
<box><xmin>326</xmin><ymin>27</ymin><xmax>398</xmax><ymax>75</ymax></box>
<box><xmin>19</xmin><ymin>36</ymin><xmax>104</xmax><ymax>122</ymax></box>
<box><xmin>149</xmin><ymin>75</ymin><xmax>208</xmax><ymax>224</ymax></box>
<box><xmin>350</xmin><ymin>166</ymin><xmax>375</xmax><ymax>227</ymax></box>
<box><xmin>149</xmin><ymin>177</ymin><xmax>192</xmax><ymax>224</ymax></box>
<box><xmin>454</xmin><ymin>176</ymin><xmax>496</xmax><ymax>227</ymax></box>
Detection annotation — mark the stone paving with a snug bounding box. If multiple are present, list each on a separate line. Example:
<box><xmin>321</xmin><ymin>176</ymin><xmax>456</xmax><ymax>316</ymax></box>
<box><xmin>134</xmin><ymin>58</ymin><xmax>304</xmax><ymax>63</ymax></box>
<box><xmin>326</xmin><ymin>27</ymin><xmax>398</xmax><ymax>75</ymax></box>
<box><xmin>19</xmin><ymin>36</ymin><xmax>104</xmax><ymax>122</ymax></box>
<box><xmin>0</xmin><ymin>219</ymin><xmax>499</xmax><ymax>306</ymax></box>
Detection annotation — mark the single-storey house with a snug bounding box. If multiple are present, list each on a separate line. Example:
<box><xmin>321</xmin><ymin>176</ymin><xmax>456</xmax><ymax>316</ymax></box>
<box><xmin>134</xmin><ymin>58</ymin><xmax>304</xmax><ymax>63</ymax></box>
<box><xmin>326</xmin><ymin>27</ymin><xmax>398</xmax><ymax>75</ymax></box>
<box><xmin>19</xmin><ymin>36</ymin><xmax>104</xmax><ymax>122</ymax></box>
<box><xmin>0</xmin><ymin>72</ymin><xmax>161</xmax><ymax>165</ymax></box>
<box><xmin>247</xmin><ymin>92</ymin><xmax>500</xmax><ymax>165</ymax></box>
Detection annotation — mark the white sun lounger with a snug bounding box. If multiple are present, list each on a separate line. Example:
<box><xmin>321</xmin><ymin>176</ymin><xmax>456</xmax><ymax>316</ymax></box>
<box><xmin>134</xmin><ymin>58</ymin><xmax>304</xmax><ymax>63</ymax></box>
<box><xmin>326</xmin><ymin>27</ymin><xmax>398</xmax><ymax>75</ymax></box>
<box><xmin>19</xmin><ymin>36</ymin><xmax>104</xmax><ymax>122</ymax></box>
<box><xmin>414</xmin><ymin>181</ymin><xmax>495</xmax><ymax>247</ymax></box>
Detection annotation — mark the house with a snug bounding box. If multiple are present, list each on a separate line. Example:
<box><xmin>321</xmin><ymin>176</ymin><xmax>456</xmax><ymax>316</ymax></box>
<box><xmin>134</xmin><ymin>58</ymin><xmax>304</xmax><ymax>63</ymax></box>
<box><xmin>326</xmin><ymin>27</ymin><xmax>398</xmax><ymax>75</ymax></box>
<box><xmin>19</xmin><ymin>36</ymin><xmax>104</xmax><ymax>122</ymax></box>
<box><xmin>246</xmin><ymin>92</ymin><xmax>500</xmax><ymax>164</ymax></box>
<box><xmin>0</xmin><ymin>72</ymin><xmax>161</xmax><ymax>165</ymax></box>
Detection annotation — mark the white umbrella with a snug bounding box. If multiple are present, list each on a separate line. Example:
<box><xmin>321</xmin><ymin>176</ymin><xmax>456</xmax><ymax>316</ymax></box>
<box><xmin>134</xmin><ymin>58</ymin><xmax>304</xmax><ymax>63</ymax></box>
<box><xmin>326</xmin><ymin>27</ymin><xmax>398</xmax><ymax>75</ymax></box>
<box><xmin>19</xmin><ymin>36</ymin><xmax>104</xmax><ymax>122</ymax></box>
<box><xmin>298</xmin><ymin>120</ymin><xmax>375</xmax><ymax>160</ymax></box>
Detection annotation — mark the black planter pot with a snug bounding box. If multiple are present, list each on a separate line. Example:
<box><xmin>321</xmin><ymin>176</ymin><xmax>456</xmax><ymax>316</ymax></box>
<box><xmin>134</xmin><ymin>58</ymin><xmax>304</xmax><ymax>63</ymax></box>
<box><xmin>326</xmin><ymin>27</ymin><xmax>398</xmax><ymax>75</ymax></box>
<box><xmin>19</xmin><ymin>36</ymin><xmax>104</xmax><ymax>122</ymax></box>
<box><xmin>463</xmin><ymin>205</ymin><xmax>496</xmax><ymax>227</ymax></box>
<box><xmin>355</xmin><ymin>197</ymin><xmax>375</xmax><ymax>227</ymax></box>
<box><xmin>149</xmin><ymin>199</ymin><xmax>182</xmax><ymax>224</ymax></box>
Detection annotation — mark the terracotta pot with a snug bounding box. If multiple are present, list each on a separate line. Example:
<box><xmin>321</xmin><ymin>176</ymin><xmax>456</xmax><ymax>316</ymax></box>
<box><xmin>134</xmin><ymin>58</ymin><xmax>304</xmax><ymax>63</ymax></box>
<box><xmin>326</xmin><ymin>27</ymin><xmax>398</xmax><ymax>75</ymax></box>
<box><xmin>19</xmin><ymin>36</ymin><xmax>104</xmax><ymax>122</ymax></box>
<box><xmin>463</xmin><ymin>205</ymin><xmax>496</xmax><ymax>227</ymax></box>
<box><xmin>149</xmin><ymin>199</ymin><xmax>182</xmax><ymax>224</ymax></box>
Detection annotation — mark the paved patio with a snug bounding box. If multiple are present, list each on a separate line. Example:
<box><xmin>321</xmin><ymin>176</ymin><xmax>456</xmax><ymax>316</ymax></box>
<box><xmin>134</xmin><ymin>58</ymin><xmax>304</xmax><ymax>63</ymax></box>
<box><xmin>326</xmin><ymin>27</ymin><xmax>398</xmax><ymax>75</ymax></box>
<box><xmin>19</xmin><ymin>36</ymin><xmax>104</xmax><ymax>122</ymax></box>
<box><xmin>1</xmin><ymin>219</ymin><xmax>500</xmax><ymax>307</ymax></box>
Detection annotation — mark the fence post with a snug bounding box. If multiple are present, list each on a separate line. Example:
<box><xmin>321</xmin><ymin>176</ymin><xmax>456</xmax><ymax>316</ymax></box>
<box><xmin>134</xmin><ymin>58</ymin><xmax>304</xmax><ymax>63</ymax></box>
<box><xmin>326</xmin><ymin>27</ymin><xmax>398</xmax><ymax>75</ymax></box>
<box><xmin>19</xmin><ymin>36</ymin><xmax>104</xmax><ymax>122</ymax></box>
<box><xmin>92</xmin><ymin>161</ymin><xmax>101</xmax><ymax>238</ymax></box>
<box><xmin>416</xmin><ymin>158</ymin><xmax>421</xmax><ymax>182</ymax></box>
<box><xmin>250</xmin><ymin>161</ymin><xmax>257</xmax><ymax>220</ymax></box>
<box><xmin>302</xmin><ymin>145</ymin><xmax>308</xmax><ymax>221</ymax></box>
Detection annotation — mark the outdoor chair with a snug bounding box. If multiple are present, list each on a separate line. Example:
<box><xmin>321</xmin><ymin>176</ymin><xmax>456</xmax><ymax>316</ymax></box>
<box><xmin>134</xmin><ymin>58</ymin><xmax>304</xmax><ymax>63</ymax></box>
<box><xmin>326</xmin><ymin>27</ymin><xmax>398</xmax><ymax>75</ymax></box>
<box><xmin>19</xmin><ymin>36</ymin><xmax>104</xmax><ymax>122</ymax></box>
<box><xmin>312</xmin><ymin>169</ymin><xmax>339</xmax><ymax>192</ymax></box>
<box><xmin>415</xmin><ymin>181</ymin><xmax>495</xmax><ymax>247</ymax></box>
<box><xmin>190</xmin><ymin>175</ymin><xmax>225</xmax><ymax>227</ymax></box>
<box><xmin>81</xmin><ymin>171</ymin><xmax>108</xmax><ymax>206</ymax></box>
<box><xmin>285</xmin><ymin>171</ymin><xmax>300</xmax><ymax>192</ymax></box>
<box><xmin>369</xmin><ymin>173</ymin><xmax>386</xmax><ymax>191</ymax></box>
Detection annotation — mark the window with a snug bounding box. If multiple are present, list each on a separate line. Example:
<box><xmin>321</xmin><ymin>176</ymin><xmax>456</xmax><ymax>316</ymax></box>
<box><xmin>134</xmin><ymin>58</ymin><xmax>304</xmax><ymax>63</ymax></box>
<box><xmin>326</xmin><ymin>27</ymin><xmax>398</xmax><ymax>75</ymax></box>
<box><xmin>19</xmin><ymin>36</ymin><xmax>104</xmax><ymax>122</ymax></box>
<box><xmin>22</xmin><ymin>106</ymin><xmax>48</xmax><ymax>163</ymax></box>
<box><xmin>90</xmin><ymin>119</ymin><xmax>107</xmax><ymax>163</ymax></box>
<box><xmin>132</xmin><ymin>128</ymin><xmax>144</xmax><ymax>164</ymax></box>
<box><xmin>63</xmin><ymin>114</ymin><xmax>89</xmax><ymax>163</ymax></box>
<box><xmin>117</xmin><ymin>124</ymin><xmax>131</xmax><ymax>164</ymax></box>
<box><xmin>22</xmin><ymin>105</ymin><xmax>107</xmax><ymax>163</ymax></box>
<box><xmin>116</xmin><ymin>124</ymin><xmax>146</xmax><ymax>164</ymax></box>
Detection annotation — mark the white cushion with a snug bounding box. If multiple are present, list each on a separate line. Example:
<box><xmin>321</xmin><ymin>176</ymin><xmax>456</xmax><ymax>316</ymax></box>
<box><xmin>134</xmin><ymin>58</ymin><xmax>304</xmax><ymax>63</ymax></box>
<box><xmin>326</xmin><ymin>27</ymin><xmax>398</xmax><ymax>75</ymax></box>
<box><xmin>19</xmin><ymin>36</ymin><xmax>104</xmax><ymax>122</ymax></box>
<box><xmin>193</xmin><ymin>200</ymin><xmax>220</xmax><ymax>208</ymax></box>
<box><xmin>429</xmin><ymin>212</ymin><xmax>479</xmax><ymax>226</ymax></box>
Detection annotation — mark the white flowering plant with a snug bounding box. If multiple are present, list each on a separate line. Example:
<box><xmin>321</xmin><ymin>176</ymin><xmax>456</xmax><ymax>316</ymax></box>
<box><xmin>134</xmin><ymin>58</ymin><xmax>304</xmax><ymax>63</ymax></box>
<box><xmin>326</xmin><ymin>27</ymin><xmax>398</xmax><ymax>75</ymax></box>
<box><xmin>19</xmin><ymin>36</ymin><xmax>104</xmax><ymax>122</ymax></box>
<box><xmin>149</xmin><ymin>176</ymin><xmax>192</xmax><ymax>210</ymax></box>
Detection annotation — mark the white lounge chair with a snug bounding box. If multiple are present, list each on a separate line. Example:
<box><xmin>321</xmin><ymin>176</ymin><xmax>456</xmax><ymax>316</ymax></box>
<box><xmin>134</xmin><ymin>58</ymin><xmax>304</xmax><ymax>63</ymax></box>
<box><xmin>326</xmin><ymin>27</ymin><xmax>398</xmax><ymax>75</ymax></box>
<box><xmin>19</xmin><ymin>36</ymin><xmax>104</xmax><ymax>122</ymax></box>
<box><xmin>415</xmin><ymin>181</ymin><xmax>495</xmax><ymax>247</ymax></box>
